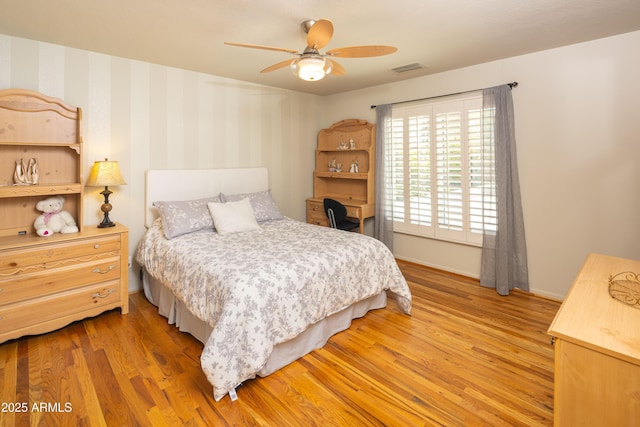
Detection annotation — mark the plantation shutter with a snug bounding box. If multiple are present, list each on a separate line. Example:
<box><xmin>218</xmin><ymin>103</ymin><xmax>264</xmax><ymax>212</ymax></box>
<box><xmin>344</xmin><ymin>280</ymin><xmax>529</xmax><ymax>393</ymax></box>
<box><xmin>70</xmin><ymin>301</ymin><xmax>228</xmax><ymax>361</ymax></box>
<box><xmin>434</xmin><ymin>104</ymin><xmax>463</xmax><ymax>240</ymax></box>
<box><xmin>468</xmin><ymin>105</ymin><xmax>496</xmax><ymax>244</ymax></box>
<box><xmin>408</xmin><ymin>114</ymin><xmax>431</xmax><ymax>228</ymax></box>
<box><xmin>390</xmin><ymin>117</ymin><xmax>405</xmax><ymax>225</ymax></box>
<box><xmin>390</xmin><ymin>94</ymin><xmax>492</xmax><ymax>245</ymax></box>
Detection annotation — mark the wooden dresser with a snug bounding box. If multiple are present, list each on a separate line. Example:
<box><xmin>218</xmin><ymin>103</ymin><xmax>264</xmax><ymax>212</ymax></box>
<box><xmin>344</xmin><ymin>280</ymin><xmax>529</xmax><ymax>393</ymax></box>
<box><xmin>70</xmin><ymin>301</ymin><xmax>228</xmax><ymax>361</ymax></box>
<box><xmin>0</xmin><ymin>224</ymin><xmax>129</xmax><ymax>343</ymax></box>
<box><xmin>0</xmin><ymin>89</ymin><xmax>129</xmax><ymax>343</ymax></box>
<box><xmin>548</xmin><ymin>253</ymin><xmax>640</xmax><ymax>426</ymax></box>
<box><xmin>306</xmin><ymin>119</ymin><xmax>375</xmax><ymax>233</ymax></box>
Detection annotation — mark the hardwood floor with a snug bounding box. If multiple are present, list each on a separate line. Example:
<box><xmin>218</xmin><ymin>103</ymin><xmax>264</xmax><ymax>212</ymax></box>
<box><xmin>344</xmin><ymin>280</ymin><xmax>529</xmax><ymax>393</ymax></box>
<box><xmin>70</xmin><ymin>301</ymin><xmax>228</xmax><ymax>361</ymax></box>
<box><xmin>0</xmin><ymin>261</ymin><xmax>560</xmax><ymax>426</ymax></box>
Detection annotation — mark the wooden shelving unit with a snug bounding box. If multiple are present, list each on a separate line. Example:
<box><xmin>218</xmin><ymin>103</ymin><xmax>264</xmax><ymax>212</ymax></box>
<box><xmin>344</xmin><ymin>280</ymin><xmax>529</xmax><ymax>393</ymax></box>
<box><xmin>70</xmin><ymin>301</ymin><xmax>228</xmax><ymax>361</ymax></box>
<box><xmin>0</xmin><ymin>89</ymin><xmax>84</xmax><ymax>237</ymax></box>
<box><xmin>0</xmin><ymin>89</ymin><xmax>128</xmax><ymax>343</ymax></box>
<box><xmin>306</xmin><ymin>119</ymin><xmax>375</xmax><ymax>233</ymax></box>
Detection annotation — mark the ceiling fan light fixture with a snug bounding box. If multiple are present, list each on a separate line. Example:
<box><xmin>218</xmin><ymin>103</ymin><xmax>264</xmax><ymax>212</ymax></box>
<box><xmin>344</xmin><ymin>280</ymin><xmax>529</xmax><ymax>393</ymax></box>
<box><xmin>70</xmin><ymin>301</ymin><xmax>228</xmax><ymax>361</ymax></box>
<box><xmin>292</xmin><ymin>55</ymin><xmax>327</xmax><ymax>81</ymax></box>
<box><xmin>226</xmin><ymin>18</ymin><xmax>396</xmax><ymax>82</ymax></box>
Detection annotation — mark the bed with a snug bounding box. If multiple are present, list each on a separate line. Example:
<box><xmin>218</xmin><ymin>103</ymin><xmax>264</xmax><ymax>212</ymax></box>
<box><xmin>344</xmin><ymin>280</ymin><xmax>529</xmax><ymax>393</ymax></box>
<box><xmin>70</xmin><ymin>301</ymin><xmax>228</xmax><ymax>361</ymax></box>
<box><xmin>135</xmin><ymin>167</ymin><xmax>412</xmax><ymax>401</ymax></box>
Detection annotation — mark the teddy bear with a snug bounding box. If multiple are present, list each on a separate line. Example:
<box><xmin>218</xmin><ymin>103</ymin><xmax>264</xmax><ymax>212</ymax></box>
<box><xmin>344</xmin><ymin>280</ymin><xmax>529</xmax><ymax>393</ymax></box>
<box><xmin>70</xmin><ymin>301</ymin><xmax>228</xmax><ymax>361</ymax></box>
<box><xmin>33</xmin><ymin>196</ymin><xmax>79</xmax><ymax>237</ymax></box>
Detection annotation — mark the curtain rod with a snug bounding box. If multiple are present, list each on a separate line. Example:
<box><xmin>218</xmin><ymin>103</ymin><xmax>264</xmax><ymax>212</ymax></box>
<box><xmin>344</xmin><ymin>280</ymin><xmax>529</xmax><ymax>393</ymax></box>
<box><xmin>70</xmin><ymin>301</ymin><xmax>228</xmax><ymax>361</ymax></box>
<box><xmin>370</xmin><ymin>81</ymin><xmax>518</xmax><ymax>109</ymax></box>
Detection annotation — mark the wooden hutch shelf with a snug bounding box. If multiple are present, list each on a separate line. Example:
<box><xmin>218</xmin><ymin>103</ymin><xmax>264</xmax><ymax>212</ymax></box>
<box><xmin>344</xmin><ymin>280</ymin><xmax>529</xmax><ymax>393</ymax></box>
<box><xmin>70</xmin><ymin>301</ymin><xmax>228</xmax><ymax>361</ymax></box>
<box><xmin>0</xmin><ymin>89</ymin><xmax>128</xmax><ymax>343</ymax></box>
<box><xmin>306</xmin><ymin>119</ymin><xmax>375</xmax><ymax>233</ymax></box>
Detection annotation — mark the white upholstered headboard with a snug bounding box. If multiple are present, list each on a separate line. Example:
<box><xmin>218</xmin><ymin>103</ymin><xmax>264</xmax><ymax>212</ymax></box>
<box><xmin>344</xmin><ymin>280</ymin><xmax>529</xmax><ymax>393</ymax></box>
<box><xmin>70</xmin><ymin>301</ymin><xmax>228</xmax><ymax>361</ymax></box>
<box><xmin>144</xmin><ymin>167</ymin><xmax>269</xmax><ymax>228</ymax></box>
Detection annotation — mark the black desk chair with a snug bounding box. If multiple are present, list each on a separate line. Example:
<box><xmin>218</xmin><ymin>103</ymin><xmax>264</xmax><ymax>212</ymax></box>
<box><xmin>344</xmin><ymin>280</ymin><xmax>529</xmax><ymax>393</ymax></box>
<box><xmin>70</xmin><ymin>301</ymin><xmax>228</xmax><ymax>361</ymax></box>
<box><xmin>323</xmin><ymin>198</ymin><xmax>360</xmax><ymax>232</ymax></box>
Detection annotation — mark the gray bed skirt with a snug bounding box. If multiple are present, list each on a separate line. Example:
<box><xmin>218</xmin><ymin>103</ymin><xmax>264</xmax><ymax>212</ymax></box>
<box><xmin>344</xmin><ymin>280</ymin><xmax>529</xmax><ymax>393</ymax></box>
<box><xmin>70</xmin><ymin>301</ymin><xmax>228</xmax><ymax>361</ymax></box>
<box><xmin>142</xmin><ymin>269</ymin><xmax>387</xmax><ymax>377</ymax></box>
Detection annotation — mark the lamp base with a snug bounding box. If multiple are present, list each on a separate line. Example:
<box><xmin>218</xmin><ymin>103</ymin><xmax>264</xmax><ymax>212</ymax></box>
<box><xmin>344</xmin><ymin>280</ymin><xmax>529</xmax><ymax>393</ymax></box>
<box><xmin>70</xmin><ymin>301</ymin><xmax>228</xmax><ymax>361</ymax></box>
<box><xmin>97</xmin><ymin>215</ymin><xmax>116</xmax><ymax>228</ymax></box>
<box><xmin>97</xmin><ymin>187</ymin><xmax>116</xmax><ymax>228</ymax></box>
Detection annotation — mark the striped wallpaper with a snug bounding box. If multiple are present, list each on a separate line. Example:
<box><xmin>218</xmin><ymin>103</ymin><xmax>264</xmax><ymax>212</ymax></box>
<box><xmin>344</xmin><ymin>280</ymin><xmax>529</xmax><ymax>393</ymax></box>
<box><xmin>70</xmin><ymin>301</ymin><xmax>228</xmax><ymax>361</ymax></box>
<box><xmin>0</xmin><ymin>34</ymin><xmax>323</xmax><ymax>290</ymax></box>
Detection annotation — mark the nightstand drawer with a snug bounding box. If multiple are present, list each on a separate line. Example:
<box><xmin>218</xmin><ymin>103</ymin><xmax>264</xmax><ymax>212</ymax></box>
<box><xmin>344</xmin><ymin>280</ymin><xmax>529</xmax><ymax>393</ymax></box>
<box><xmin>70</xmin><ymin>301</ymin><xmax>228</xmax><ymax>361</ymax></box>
<box><xmin>0</xmin><ymin>280</ymin><xmax>121</xmax><ymax>336</ymax></box>
<box><xmin>0</xmin><ymin>235</ymin><xmax>121</xmax><ymax>276</ymax></box>
<box><xmin>0</xmin><ymin>257</ymin><xmax>121</xmax><ymax>305</ymax></box>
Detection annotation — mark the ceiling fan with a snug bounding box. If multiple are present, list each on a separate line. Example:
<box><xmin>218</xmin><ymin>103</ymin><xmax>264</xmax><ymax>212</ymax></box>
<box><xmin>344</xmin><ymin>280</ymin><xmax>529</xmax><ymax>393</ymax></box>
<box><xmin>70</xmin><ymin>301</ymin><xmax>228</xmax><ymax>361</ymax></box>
<box><xmin>224</xmin><ymin>19</ymin><xmax>397</xmax><ymax>82</ymax></box>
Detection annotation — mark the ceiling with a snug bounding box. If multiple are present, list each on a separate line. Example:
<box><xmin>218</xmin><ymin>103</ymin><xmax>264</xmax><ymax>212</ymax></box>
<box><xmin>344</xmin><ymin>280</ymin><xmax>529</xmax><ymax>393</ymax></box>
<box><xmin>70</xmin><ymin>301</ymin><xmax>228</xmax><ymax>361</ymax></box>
<box><xmin>1</xmin><ymin>0</ymin><xmax>639</xmax><ymax>96</ymax></box>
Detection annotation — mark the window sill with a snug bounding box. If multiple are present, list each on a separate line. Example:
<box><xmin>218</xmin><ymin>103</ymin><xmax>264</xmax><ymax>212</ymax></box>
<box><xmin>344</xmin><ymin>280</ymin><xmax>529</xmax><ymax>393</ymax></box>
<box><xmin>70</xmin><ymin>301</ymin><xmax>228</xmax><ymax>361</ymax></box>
<box><xmin>393</xmin><ymin>229</ymin><xmax>483</xmax><ymax>248</ymax></box>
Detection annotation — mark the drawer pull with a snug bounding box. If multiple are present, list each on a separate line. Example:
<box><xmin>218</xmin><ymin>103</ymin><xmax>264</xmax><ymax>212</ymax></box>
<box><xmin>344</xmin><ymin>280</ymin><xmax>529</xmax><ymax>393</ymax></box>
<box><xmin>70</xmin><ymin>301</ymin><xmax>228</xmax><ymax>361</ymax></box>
<box><xmin>92</xmin><ymin>265</ymin><xmax>116</xmax><ymax>274</ymax></box>
<box><xmin>94</xmin><ymin>244</ymin><xmax>100</xmax><ymax>249</ymax></box>
<box><xmin>92</xmin><ymin>289</ymin><xmax>115</xmax><ymax>299</ymax></box>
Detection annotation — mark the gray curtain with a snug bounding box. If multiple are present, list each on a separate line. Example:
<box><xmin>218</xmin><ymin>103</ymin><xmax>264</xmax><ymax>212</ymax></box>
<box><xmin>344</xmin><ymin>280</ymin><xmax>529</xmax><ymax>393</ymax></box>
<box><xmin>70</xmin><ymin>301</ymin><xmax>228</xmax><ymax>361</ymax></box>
<box><xmin>374</xmin><ymin>104</ymin><xmax>394</xmax><ymax>250</ymax></box>
<box><xmin>480</xmin><ymin>85</ymin><xmax>529</xmax><ymax>295</ymax></box>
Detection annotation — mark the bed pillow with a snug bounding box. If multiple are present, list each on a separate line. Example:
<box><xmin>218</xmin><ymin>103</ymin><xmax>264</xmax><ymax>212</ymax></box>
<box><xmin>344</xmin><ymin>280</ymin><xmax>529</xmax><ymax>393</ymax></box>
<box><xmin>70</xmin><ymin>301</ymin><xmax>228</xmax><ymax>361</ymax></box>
<box><xmin>154</xmin><ymin>194</ymin><xmax>221</xmax><ymax>239</ymax></box>
<box><xmin>207</xmin><ymin>198</ymin><xmax>261</xmax><ymax>235</ymax></box>
<box><xmin>221</xmin><ymin>190</ymin><xmax>283</xmax><ymax>222</ymax></box>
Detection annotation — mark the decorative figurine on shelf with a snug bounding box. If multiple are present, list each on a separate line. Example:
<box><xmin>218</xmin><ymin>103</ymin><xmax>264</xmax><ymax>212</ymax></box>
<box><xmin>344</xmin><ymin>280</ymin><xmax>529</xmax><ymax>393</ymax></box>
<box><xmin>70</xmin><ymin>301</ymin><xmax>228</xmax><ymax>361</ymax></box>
<box><xmin>328</xmin><ymin>159</ymin><xmax>337</xmax><ymax>172</ymax></box>
<box><xmin>349</xmin><ymin>138</ymin><xmax>356</xmax><ymax>149</ymax></box>
<box><xmin>13</xmin><ymin>158</ymin><xmax>39</xmax><ymax>185</ymax></box>
<box><xmin>13</xmin><ymin>159</ymin><xmax>26</xmax><ymax>184</ymax></box>
<box><xmin>336</xmin><ymin>163</ymin><xmax>342</xmax><ymax>172</ymax></box>
<box><xmin>350</xmin><ymin>158</ymin><xmax>359</xmax><ymax>173</ymax></box>
<box><xmin>338</xmin><ymin>140</ymin><xmax>349</xmax><ymax>150</ymax></box>
<box><xmin>27</xmin><ymin>158</ymin><xmax>39</xmax><ymax>184</ymax></box>
<box><xmin>33</xmin><ymin>196</ymin><xmax>79</xmax><ymax>237</ymax></box>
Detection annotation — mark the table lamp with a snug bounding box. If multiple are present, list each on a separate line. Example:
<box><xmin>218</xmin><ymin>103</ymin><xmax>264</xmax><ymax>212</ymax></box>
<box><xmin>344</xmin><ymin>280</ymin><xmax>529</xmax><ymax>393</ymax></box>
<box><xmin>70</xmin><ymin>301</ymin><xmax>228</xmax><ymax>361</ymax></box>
<box><xmin>86</xmin><ymin>158</ymin><xmax>126</xmax><ymax>228</ymax></box>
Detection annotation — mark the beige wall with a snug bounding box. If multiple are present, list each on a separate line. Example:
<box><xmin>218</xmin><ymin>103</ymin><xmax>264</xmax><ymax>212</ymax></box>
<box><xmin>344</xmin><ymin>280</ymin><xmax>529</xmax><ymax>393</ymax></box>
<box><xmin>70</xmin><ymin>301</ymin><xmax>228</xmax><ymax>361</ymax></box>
<box><xmin>324</xmin><ymin>30</ymin><xmax>640</xmax><ymax>299</ymax></box>
<box><xmin>2</xmin><ymin>30</ymin><xmax>639</xmax><ymax>299</ymax></box>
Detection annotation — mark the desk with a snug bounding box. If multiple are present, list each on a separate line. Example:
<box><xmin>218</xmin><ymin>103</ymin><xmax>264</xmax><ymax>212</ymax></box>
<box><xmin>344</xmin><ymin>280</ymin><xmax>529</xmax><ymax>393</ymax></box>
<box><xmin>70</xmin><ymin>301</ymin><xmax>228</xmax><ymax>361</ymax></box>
<box><xmin>547</xmin><ymin>253</ymin><xmax>640</xmax><ymax>426</ymax></box>
<box><xmin>310</xmin><ymin>119</ymin><xmax>375</xmax><ymax>235</ymax></box>
<box><xmin>306</xmin><ymin>197</ymin><xmax>374</xmax><ymax>234</ymax></box>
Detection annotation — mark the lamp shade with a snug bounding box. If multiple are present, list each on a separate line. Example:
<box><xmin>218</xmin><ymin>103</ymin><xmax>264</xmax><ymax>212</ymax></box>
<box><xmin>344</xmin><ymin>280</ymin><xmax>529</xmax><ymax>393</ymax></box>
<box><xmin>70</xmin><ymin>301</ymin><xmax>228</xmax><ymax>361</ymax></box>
<box><xmin>86</xmin><ymin>159</ymin><xmax>126</xmax><ymax>187</ymax></box>
<box><xmin>291</xmin><ymin>54</ymin><xmax>332</xmax><ymax>81</ymax></box>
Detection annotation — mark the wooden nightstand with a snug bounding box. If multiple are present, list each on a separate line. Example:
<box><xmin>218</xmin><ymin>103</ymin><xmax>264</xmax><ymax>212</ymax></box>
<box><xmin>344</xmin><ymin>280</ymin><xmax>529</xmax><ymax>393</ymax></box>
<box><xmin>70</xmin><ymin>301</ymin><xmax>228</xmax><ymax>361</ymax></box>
<box><xmin>0</xmin><ymin>224</ymin><xmax>129</xmax><ymax>343</ymax></box>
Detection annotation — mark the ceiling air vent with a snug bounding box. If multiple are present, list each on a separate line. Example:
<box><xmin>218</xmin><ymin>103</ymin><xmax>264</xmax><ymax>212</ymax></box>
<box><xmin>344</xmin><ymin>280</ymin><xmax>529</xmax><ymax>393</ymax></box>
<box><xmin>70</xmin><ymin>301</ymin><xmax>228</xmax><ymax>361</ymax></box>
<box><xmin>392</xmin><ymin>63</ymin><xmax>425</xmax><ymax>73</ymax></box>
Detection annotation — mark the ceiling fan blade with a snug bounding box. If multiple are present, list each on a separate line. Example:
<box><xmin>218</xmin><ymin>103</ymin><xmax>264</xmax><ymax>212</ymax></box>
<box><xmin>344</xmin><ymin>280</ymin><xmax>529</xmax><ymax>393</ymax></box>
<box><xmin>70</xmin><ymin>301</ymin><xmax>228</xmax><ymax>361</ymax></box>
<box><xmin>307</xmin><ymin>19</ymin><xmax>334</xmax><ymax>49</ymax></box>
<box><xmin>326</xmin><ymin>45</ymin><xmax>397</xmax><ymax>58</ymax></box>
<box><xmin>260</xmin><ymin>58</ymin><xmax>294</xmax><ymax>74</ymax></box>
<box><xmin>328</xmin><ymin>59</ymin><xmax>346</xmax><ymax>76</ymax></box>
<box><xmin>224</xmin><ymin>41</ymin><xmax>298</xmax><ymax>54</ymax></box>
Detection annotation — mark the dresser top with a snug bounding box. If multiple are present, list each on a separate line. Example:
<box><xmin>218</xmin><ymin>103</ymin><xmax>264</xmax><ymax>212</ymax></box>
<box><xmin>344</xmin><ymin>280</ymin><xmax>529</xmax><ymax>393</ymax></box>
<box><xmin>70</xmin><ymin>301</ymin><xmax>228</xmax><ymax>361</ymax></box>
<box><xmin>0</xmin><ymin>223</ymin><xmax>127</xmax><ymax>252</ymax></box>
<box><xmin>548</xmin><ymin>253</ymin><xmax>640</xmax><ymax>365</ymax></box>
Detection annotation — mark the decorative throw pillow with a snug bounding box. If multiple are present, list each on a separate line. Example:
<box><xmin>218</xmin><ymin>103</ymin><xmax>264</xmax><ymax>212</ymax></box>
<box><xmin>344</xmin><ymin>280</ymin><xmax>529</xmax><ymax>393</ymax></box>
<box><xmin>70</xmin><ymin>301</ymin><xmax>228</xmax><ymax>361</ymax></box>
<box><xmin>207</xmin><ymin>198</ymin><xmax>262</xmax><ymax>235</ymax></box>
<box><xmin>154</xmin><ymin>194</ymin><xmax>221</xmax><ymax>239</ymax></box>
<box><xmin>221</xmin><ymin>190</ymin><xmax>283</xmax><ymax>222</ymax></box>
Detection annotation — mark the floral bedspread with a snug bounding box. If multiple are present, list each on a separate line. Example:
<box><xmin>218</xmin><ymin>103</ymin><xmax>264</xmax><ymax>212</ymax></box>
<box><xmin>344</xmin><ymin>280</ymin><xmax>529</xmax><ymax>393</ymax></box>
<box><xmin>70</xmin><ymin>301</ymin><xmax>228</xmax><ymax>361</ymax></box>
<box><xmin>136</xmin><ymin>217</ymin><xmax>412</xmax><ymax>401</ymax></box>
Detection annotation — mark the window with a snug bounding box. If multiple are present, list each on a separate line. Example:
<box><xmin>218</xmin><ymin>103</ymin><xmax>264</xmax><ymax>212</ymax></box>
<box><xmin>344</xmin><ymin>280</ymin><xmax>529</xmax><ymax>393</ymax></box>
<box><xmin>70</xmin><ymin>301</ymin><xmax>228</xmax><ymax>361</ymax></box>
<box><xmin>390</xmin><ymin>94</ymin><xmax>496</xmax><ymax>246</ymax></box>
